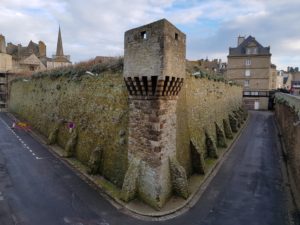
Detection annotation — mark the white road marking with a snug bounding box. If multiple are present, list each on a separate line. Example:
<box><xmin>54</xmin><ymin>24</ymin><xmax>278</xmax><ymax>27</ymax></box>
<box><xmin>36</xmin><ymin>157</ymin><xmax>45</xmax><ymax>160</ymax></box>
<box><xmin>0</xmin><ymin>117</ymin><xmax>42</xmax><ymax>161</ymax></box>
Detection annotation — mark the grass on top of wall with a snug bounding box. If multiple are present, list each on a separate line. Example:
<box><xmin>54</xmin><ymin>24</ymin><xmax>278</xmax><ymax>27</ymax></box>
<box><xmin>31</xmin><ymin>57</ymin><xmax>124</xmax><ymax>80</ymax></box>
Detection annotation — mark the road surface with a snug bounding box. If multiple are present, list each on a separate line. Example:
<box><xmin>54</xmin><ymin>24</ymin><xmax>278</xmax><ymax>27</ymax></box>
<box><xmin>0</xmin><ymin>111</ymin><xmax>290</xmax><ymax>225</ymax></box>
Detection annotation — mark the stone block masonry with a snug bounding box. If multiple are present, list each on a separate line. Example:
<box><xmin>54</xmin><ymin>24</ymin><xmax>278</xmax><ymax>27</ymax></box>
<box><xmin>176</xmin><ymin>77</ymin><xmax>243</xmax><ymax>176</ymax></box>
<box><xmin>9</xmin><ymin>74</ymin><xmax>129</xmax><ymax>188</ymax></box>
<box><xmin>124</xmin><ymin>19</ymin><xmax>186</xmax><ymax>80</ymax></box>
<box><xmin>122</xmin><ymin>19</ymin><xmax>188</xmax><ymax>209</ymax></box>
<box><xmin>275</xmin><ymin>93</ymin><xmax>300</xmax><ymax>194</ymax></box>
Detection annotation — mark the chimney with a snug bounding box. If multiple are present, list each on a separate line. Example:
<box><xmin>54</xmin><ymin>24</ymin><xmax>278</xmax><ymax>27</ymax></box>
<box><xmin>0</xmin><ymin>34</ymin><xmax>6</xmax><ymax>53</ymax></box>
<box><xmin>39</xmin><ymin>41</ymin><xmax>46</xmax><ymax>57</ymax></box>
<box><xmin>237</xmin><ymin>36</ymin><xmax>245</xmax><ymax>46</ymax></box>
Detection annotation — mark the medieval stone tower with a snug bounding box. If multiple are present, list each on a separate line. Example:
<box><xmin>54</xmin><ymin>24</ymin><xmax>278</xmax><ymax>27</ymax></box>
<box><xmin>122</xmin><ymin>19</ymin><xmax>188</xmax><ymax>209</ymax></box>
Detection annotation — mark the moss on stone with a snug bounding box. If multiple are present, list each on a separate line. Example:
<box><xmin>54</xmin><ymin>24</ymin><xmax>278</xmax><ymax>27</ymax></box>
<box><xmin>190</xmin><ymin>140</ymin><xmax>205</xmax><ymax>174</ymax></box>
<box><xmin>47</xmin><ymin>120</ymin><xmax>63</xmax><ymax>145</ymax></box>
<box><xmin>223</xmin><ymin>118</ymin><xmax>233</xmax><ymax>139</ymax></box>
<box><xmin>240</xmin><ymin>107</ymin><xmax>248</xmax><ymax>120</ymax></box>
<box><xmin>215</xmin><ymin>122</ymin><xmax>227</xmax><ymax>148</ymax></box>
<box><xmin>169</xmin><ymin>157</ymin><xmax>189</xmax><ymax>199</ymax></box>
<box><xmin>87</xmin><ymin>146</ymin><xmax>103</xmax><ymax>175</ymax></box>
<box><xmin>121</xmin><ymin>159</ymin><xmax>140</xmax><ymax>202</ymax></box>
<box><xmin>64</xmin><ymin>129</ymin><xmax>78</xmax><ymax>157</ymax></box>
<box><xmin>229</xmin><ymin>114</ymin><xmax>238</xmax><ymax>133</ymax></box>
<box><xmin>205</xmin><ymin>132</ymin><xmax>218</xmax><ymax>159</ymax></box>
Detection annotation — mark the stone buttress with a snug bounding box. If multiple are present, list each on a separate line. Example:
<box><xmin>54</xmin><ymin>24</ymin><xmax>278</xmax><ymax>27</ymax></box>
<box><xmin>121</xmin><ymin>19</ymin><xmax>187</xmax><ymax>209</ymax></box>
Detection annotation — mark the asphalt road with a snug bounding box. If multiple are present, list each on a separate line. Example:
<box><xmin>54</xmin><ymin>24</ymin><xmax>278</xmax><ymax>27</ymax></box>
<box><xmin>0</xmin><ymin>111</ymin><xmax>290</xmax><ymax>225</ymax></box>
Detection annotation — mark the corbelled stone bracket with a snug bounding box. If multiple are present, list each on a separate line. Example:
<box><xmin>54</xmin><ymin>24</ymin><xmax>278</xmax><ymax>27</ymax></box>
<box><xmin>124</xmin><ymin>76</ymin><xmax>184</xmax><ymax>97</ymax></box>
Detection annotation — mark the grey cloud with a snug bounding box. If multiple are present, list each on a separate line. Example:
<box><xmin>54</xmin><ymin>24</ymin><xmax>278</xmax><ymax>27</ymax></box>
<box><xmin>1</xmin><ymin>0</ymin><xmax>300</xmax><ymax>69</ymax></box>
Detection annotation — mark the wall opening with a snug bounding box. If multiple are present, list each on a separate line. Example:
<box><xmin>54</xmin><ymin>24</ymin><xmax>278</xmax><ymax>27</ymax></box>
<box><xmin>175</xmin><ymin>33</ymin><xmax>178</xmax><ymax>40</ymax></box>
<box><xmin>141</xmin><ymin>31</ymin><xmax>147</xmax><ymax>40</ymax></box>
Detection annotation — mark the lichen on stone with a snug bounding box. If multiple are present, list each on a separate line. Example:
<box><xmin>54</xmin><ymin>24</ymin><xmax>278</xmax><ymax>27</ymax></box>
<box><xmin>229</xmin><ymin>114</ymin><xmax>238</xmax><ymax>133</ymax></box>
<box><xmin>47</xmin><ymin>120</ymin><xmax>63</xmax><ymax>145</ymax></box>
<box><xmin>64</xmin><ymin>129</ymin><xmax>78</xmax><ymax>157</ymax></box>
<box><xmin>169</xmin><ymin>156</ymin><xmax>189</xmax><ymax>199</ymax></box>
<box><xmin>215</xmin><ymin>122</ymin><xmax>227</xmax><ymax>148</ymax></box>
<box><xmin>121</xmin><ymin>159</ymin><xmax>140</xmax><ymax>202</ymax></box>
<box><xmin>205</xmin><ymin>132</ymin><xmax>218</xmax><ymax>159</ymax></box>
<box><xmin>190</xmin><ymin>139</ymin><xmax>205</xmax><ymax>174</ymax></box>
<box><xmin>87</xmin><ymin>146</ymin><xmax>103</xmax><ymax>174</ymax></box>
<box><xmin>223</xmin><ymin>118</ymin><xmax>233</xmax><ymax>139</ymax></box>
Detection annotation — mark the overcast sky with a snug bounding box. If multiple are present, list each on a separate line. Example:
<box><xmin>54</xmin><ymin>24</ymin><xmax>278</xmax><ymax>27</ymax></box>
<box><xmin>0</xmin><ymin>0</ymin><xmax>299</xmax><ymax>70</ymax></box>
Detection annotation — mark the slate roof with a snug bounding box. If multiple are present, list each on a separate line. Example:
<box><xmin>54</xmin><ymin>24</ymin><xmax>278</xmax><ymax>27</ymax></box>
<box><xmin>228</xmin><ymin>36</ymin><xmax>271</xmax><ymax>56</ymax></box>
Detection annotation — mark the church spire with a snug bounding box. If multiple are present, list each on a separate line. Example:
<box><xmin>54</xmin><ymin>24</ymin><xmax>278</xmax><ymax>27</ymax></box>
<box><xmin>56</xmin><ymin>26</ymin><xmax>64</xmax><ymax>56</ymax></box>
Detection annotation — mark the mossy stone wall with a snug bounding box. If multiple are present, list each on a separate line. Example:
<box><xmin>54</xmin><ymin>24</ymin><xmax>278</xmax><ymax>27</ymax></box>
<box><xmin>9</xmin><ymin>73</ymin><xmax>128</xmax><ymax>187</ymax></box>
<box><xmin>8</xmin><ymin>73</ymin><xmax>242</xmax><ymax>188</ymax></box>
<box><xmin>275</xmin><ymin>93</ymin><xmax>300</xmax><ymax>191</ymax></box>
<box><xmin>176</xmin><ymin>76</ymin><xmax>242</xmax><ymax>175</ymax></box>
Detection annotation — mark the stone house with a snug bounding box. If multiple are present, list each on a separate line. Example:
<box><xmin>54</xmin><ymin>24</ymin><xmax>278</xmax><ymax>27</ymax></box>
<box><xmin>291</xmin><ymin>71</ymin><xmax>300</xmax><ymax>95</ymax></box>
<box><xmin>1</xmin><ymin>27</ymin><xmax>71</xmax><ymax>74</ymax></box>
<box><xmin>226</xmin><ymin>36</ymin><xmax>274</xmax><ymax>110</ymax></box>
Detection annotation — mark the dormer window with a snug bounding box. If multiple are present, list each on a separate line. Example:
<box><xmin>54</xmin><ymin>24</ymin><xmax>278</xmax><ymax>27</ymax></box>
<box><xmin>246</xmin><ymin>42</ymin><xmax>258</xmax><ymax>55</ymax></box>
<box><xmin>246</xmin><ymin>47</ymin><xmax>257</xmax><ymax>54</ymax></box>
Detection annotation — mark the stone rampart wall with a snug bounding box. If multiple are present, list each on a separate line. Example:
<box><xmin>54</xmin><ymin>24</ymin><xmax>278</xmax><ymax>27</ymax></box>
<box><xmin>275</xmin><ymin>93</ymin><xmax>300</xmax><ymax>192</ymax></box>
<box><xmin>9</xmin><ymin>73</ymin><xmax>129</xmax><ymax>187</ymax></box>
<box><xmin>8</xmin><ymin>73</ymin><xmax>243</xmax><ymax>193</ymax></box>
<box><xmin>177</xmin><ymin>76</ymin><xmax>243</xmax><ymax>175</ymax></box>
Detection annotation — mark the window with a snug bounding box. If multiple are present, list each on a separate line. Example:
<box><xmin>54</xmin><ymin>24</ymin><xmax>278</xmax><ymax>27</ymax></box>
<box><xmin>141</xmin><ymin>31</ymin><xmax>147</xmax><ymax>40</ymax></box>
<box><xmin>245</xmin><ymin>59</ymin><xmax>251</xmax><ymax>66</ymax></box>
<box><xmin>246</xmin><ymin>47</ymin><xmax>257</xmax><ymax>55</ymax></box>
<box><xmin>245</xmin><ymin>69</ymin><xmax>251</xmax><ymax>76</ymax></box>
<box><xmin>175</xmin><ymin>33</ymin><xmax>178</xmax><ymax>40</ymax></box>
<box><xmin>244</xmin><ymin>80</ymin><xmax>249</xmax><ymax>87</ymax></box>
